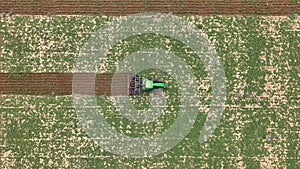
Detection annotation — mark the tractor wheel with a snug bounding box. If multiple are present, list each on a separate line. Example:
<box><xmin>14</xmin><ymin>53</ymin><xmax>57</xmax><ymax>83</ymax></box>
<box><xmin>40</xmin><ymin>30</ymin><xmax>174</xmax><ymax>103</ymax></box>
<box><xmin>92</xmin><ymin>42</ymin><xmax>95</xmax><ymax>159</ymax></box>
<box><xmin>153</xmin><ymin>78</ymin><xmax>163</xmax><ymax>83</ymax></box>
<box><xmin>153</xmin><ymin>88</ymin><xmax>164</xmax><ymax>92</ymax></box>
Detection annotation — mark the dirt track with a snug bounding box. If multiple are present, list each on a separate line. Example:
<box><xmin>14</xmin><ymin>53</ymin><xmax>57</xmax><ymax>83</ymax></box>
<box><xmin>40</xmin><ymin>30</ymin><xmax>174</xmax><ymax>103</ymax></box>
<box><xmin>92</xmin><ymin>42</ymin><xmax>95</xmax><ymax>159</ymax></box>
<box><xmin>0</xmin><ymin>73</ymin><xmax>129</xmax><ymax>96</ymax></box>
<box><xmin>0</xmin><ymin>0</ymin><xmax>299</xmax><ymax>16</ymax></box>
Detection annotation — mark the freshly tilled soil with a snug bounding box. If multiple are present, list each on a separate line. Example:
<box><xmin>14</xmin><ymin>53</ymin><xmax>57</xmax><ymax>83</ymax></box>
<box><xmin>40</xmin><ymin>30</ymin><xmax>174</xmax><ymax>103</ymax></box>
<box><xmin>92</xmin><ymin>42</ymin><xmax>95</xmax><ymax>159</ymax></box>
<box><xmin>0</xmin><ymin>0</ymin><xmax>299</xmax><ymax>16</ymax></box>
<box><xmin>0</xmin><ymin>72</ymin><xmax>129</xmax><ymax>96</ymax></box>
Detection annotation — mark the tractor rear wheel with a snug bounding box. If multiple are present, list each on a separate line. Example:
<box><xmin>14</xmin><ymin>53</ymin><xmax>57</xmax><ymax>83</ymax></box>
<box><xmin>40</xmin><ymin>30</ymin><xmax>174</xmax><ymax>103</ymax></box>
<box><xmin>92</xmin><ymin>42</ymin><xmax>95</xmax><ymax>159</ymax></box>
<box><xmin>153</xmin><ymin>78</ymin><xmax>163</xmax><ymax>83</ymax></box>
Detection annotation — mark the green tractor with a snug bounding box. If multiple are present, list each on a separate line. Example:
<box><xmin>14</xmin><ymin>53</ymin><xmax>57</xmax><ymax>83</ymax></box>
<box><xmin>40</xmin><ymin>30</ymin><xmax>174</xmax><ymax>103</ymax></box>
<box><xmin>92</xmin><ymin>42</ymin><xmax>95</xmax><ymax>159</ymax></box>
<box><xmin>142</xmin><ymin>78</ymin><xmax>167</xmax><ymax>91</ymax></box>
<box><xmin>129</xmin><ymin>73</ymin><xmax>168</xmax><ymax>95</ymax></box>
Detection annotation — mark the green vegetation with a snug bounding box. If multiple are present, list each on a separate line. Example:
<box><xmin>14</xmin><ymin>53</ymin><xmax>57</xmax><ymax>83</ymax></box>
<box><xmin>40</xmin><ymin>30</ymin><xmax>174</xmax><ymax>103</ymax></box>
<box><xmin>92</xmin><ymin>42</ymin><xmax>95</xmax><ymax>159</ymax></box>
<box><xmin>0</xmin><ymin>15</ymin><xmax>299</xmax><ymax>168</ymax></box>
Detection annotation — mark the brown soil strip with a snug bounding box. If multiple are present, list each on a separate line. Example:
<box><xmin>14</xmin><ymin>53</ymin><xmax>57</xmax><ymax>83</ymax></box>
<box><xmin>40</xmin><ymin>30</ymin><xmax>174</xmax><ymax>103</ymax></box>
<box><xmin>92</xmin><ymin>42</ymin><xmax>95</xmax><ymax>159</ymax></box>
<box><xmin>0</xmin><ymin>72</ymin><xmax>129</xmax><ymax>96</ymax></box>
<box><xmin>0</xmin><ymin>0</ymin><xmax>299</xmax><ymax>16</ymax></box>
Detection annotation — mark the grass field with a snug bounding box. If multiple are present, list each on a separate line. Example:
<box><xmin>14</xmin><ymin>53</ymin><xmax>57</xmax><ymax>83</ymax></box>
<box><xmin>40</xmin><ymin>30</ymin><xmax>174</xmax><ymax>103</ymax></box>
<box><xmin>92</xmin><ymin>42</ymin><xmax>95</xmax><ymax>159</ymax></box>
<box><xmin>0</xmin><ymin>15</ymin><xmax>299</xmax><ymax>168</ymax></box>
